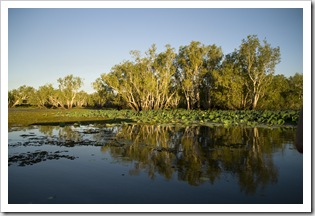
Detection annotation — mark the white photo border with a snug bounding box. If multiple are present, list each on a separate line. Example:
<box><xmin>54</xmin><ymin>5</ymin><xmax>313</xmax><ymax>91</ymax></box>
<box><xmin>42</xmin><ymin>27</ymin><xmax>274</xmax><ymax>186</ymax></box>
<box><xmin>1</xmin><ymin>0</ymin><xmax>311</xmax><ymax>213</ymax></box>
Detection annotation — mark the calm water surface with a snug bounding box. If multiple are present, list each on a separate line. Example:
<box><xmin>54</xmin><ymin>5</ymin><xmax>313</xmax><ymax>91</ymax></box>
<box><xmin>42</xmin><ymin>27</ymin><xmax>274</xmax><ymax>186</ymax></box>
<box><xmin>8</xmin><ymin>124</ymin><xmax>302</xmax><ymax>204</ymax></box>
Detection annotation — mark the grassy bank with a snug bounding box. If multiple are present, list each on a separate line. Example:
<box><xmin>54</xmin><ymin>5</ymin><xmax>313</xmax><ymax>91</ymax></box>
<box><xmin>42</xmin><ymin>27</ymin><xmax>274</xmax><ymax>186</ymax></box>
<box><xmin>8</xmin><ymin>108</ymin><xmax>112</xmax><ymax>127</ymax></box>
<box><xmin>8</xmin><ymin>108</ymin><xmax>300</xmax><ymax>128</ymax></box>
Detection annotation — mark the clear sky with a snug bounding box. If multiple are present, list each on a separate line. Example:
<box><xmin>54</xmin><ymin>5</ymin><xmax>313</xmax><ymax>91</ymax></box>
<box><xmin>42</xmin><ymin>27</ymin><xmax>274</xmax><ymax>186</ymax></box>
<box><xmin>8</xmin><ymin>8</ymin><xmax>303</xmax><ymax>93</ymax></box>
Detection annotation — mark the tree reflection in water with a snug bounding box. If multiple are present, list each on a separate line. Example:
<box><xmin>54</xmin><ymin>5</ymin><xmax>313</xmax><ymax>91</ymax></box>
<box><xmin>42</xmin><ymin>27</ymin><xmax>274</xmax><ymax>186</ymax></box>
<box><xmin>101</xmin><ymin>124</ymin><xmax>296</xmax><ymax>194</ymax></box>
<box><xmin>29</xmin><ymin>124</ymin><xmax>296</xmax><ymax>194</ymax></box>
<box><xmin>37</xmin><ymin>125</ymin><xmax>118</xmax><ymax>146</ymax></box>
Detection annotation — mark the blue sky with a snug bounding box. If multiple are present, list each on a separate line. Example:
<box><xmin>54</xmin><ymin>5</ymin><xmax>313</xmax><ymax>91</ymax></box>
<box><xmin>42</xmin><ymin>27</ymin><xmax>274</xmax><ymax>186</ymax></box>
<box><xmin>8</xmin><ymin>8</ymin><xmax>303</xmax><ymax>93</ymax></box>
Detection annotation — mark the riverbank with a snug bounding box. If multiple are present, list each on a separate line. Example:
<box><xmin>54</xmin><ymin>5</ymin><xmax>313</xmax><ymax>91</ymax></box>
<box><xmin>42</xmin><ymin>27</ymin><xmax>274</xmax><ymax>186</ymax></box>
<box><xmin>8</xmin><ymin>108</ymin><xmax>300</xmax><ymax>128</ymax></box>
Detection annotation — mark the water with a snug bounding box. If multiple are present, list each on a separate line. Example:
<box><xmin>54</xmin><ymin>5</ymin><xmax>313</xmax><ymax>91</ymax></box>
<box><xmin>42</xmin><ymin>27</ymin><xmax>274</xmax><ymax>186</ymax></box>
<box><xmin>8</xmin><ymin>124</ymin><xmax>303</xmax><ymax>204</ymax></box>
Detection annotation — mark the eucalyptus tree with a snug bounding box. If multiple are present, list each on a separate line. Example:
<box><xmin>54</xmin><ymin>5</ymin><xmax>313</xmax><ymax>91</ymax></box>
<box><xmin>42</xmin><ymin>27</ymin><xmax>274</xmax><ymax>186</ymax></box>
<box><xmin>238</xmin><ymin>35</ymin><xmax>281</xmax><ymax>109</ymax></box>
<box><xmin>201</xmin><ymin>44</ymin><xmax>223</xmax><ymax>109</ymax></box>
<box><xmin>286</xmin><ymin>73</ymin><xmax>303</xmax><ymax>109</ymax></box>
<box><xmin>99</xmin><ymin>44</ymin><xmax>179</xmax><ymax>111</ymax></box>
<box><xmin>131</xmin><ymin>45</ymin><xmax>158</xmax><ymax>111</ymax></box>
<box><xmin>8</xmin><ymin>90</ymin><xmax>15</xmax><ymax>107</ymax></box>
<box><xmin>86</xmin><ymin>92</ymin><xmax>105</xmax><ymax>108</ymax></box>
<box><xmin>57</xmin><ymin>74</ymin><xmax>83</xmax><ymax>109</ymax></box>
<box><xmin>75</xmin><ymin>90</ymin><xmax>89</xmax><ymax>108</ymax></box>
<box><xmin>212</xmin><ymin>52</ymin><xmax>249</xmax><ymax>109</ymax></box>
<box><xmin>8</xmin><ymin>89</ymin><xmax>19</xmax><ymax>107</ymax></box>
<box><xmin>32</xmin><ymin>84</ymin><xmax>54</xmax><ymax>108</ymax></box>
<box><xmin>151</xmin><ymin>44</ymin><xmax>179</xmax><ymax>109</ymax></box>
<box><xmin>8</xmin><ymin>85</ymin><xmax>36</xmax><ymax>107</ymax></box>
<box><xmin>176</xmin><ymin>41</ymin><xmax>208</xmax><ymax>110</ymax></box>
<box><xmin>258</xmin><ymin>74</ymin><xmax>289</xmax><ymax>110</ymax></box>
<box><xmin>34</xmin><ymin>84</ymin><xmax>65</xmax><ymax>108</ymax></box>
<box><xmin>101</xmin><ymin>60</ymin><xmax>142</xmax><ymax>111</ymax></box>
<box><xmin>92</xmin><ymin>77</ymin><xmax>116</xmax><ymax>107</ymax></box>
<box><xmin>48</xmin><ymin>86</ymin><xmax>65</xmax><ymax>108</ymax></box>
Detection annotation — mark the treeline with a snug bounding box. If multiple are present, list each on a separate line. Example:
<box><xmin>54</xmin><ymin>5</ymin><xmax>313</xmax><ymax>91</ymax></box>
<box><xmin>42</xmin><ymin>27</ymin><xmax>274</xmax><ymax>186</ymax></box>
<box><xmin>8</xmin><ymin>35</ymin><xmax>303</xmax><ymax>110</ymax></box>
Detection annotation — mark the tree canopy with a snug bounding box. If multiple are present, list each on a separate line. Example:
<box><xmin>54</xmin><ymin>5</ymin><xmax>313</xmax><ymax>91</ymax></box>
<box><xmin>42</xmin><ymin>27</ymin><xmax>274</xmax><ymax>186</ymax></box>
<box><xmin>8</xmin><ymin>35</ymin><xmax>302</xmax><ymax>110</ymax></box>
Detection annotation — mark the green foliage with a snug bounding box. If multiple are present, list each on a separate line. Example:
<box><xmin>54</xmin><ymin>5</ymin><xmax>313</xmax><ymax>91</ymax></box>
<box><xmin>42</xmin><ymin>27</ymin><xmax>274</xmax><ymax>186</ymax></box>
<box><xmin>8</xmin><ymin>85</ymin><xmax>36</xmax><ymax>107</ymax></box>
<box><xmin>211</xmin><ymin>52</ymin><xmax>248</xmax><ymax>109</ymax></box>
<box><xmin>258</xmin><ymin>73</ymin><xmax>303</xmax><ymax>110</ymax></box>
<box><xmin>99</xmin><ymin>44</ymin><xmax>179</xmax><ymax>111</ymax></box>
<box><xmin>32</xmin><ymin>84</ymin><xmax>58</xmax><ymax>108</ymax></box>
<box><xmin>57</xmin><ymin>74</ymin><xmax>83</xmax><ymax>109</ymax></box>
<box><xmin>237</xmin><ymin>35</ymin><xmax>281</xmax><ymax>109</ymax></box>
<box><xmin>9</xmin><ymin>107</ymin><xmax>300</xmax><ymax>128</ymax></box>
<box><xmin>176</xmin><ymin>41</ymin><xmax>211</xmax><ymax>109</ymax></box>
<box><xmin>9</xmin><ymin>35</ymin><xmax>302</xmax><ymax>111</ymax></box>
<box><xmin>91</xmin><ymin>77</ymin><xmax>117</xmax><ymax>107</ymax></box>
<box><xmin>54</xmin><ymin>109</ymin><xmax>300</xmax><ymax>127</ymax></box>
<box><xmin>286</xmin><ymin>73</ymin><xmax>303</xmax><ymax>110</ymax></box>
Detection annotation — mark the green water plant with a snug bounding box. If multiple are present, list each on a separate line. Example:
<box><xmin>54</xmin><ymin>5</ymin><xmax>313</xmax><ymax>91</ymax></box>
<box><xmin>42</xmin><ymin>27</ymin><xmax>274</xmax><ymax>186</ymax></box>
<box><xmin>9</xmin><ymin>108</ymin><xmax>300</xmax><ymax>127</ymax></box>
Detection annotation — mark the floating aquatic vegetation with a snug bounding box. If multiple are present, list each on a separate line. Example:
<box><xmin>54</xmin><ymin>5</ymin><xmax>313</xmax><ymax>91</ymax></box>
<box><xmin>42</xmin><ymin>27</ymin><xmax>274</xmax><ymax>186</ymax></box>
<box><xmin>56</xmin><ymin>109</ymin><xmax>300</xmax><ymax>127</ymax></box>
<box><xmin>8</xmin><ymin>150</ymin><xmax>77</xmax><ymax>166</ymax></box>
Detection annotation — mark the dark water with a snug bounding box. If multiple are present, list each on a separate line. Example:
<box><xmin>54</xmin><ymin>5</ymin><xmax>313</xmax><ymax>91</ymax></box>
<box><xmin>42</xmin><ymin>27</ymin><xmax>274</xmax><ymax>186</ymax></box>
<box><xmin>8</xmin><ymin>124</ymin><xmax>303</xmax><ymax>204</ymax></box>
